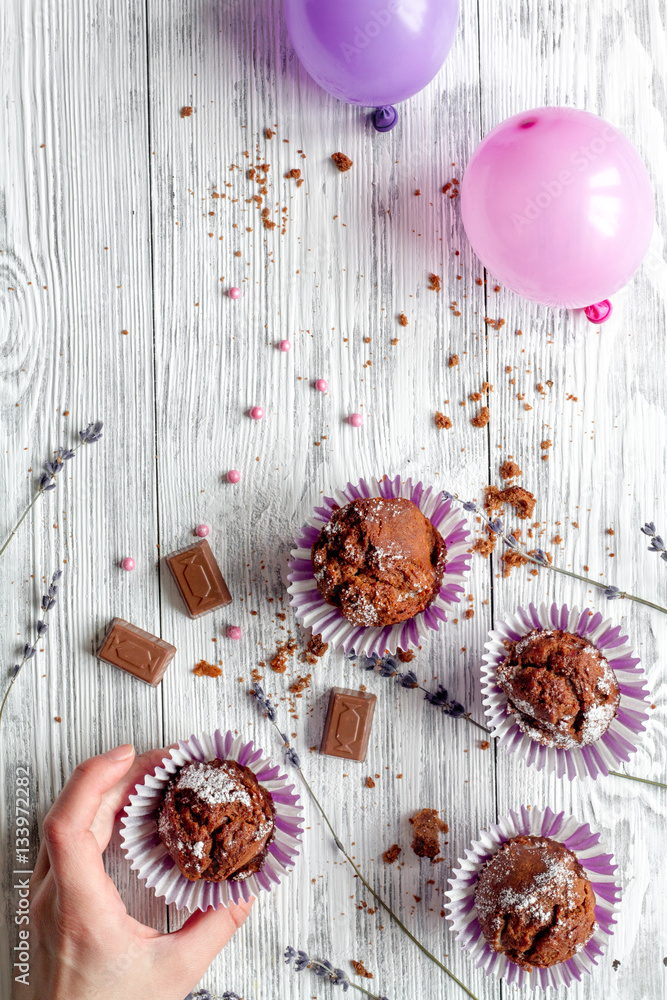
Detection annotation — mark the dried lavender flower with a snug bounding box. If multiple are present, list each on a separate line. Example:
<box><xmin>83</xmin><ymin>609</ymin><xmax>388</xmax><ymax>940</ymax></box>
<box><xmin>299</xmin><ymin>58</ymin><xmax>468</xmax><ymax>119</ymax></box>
<box><xmin>79</xmin><ymin>420</ymin><xmax>104</xmax><ymax>443</ymax></box>
<box><xmin>0</xmin><ymin>420</ymin><xmax>103</xmax><ymax>559</ymax></box>
<box><xmin>286</xmin><ymin>950</ymin><xmax>388</xmax><ymax>998</ymax></box>
<box><xmin>348</xmin><ymin>652</ymin><xmax>477</xmax><ymax>729</ymax></box>
<box><xmin>252</xmin><ymin>681</ymin><xmax>277</xmax><ymax>723</ymax></box>
<box><xmin>295</xmin><ymin>950</ymin><xmax>310</xmax><ymax>972</ymax></box>
<box><xmin>397</xmin><ymin>670</ymin><xmax>418</xmax><ymax>688</ymax></box>
<box><xmin>1</xmin><ymin>570</ymin><xmax>63</xmax><ymax>731</ymax></box>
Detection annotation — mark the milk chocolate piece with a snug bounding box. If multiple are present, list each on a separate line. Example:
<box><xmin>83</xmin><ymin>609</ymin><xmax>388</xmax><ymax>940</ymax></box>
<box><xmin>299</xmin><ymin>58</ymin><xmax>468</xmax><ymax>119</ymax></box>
<box><xmin>166</xmin><ymin>539</ymin><xmax>232</xmax><ymax>618</ymax></box>
<box><xmin>320</xmin><ymin>687</ymin><xmax>376</xmax><ymax>762</ymax></box>
<box><xmin>98</xmin><ymin>618</ymin><xmax>176</xmax><ymax>686</ymax></box>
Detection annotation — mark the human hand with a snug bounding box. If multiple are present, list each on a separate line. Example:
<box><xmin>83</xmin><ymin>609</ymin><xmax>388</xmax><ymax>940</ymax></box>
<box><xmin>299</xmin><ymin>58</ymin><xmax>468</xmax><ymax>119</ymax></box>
<box><xmin>14</xmin><ymin>744</ymin><xmax>253</xmax><ymax>1000</ymax></box>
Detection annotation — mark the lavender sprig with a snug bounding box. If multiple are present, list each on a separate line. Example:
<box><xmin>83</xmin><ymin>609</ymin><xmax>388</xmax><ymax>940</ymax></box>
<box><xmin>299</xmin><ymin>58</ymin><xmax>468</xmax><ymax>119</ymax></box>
<box><xmin>184</xmin><ymin>991</ymin><xmax>241</xmax><ymax>999</ymax></box>
<box><xmin>445</xmin><ymin>493</ymin><xmax>667</xmax><ymax>618</ymax></box>
<box><xmin>0</xmin><ymin>421</ymin><xmax>103</xmax><ymax>559</ymax></box>
<box><xmin>641</xmin><ymin>522</ymin><xmax>667</xmax><ymax>563</ymax></box>
<box><xmin>285</xmin><ymin>947</ymin><xmax>389</xmax><ymax>999</ymax></box>
<box><xmin>251</xmin><ymin>685</ymin><xmax>480</xmax><ymax>1000</ymax></box>
<box><xmin>349</xmin><ymin>653</ymin><xmax>489</xmax><ymax>735</ymax></box>
<box><xmin>0</xmin><ymin>570</ymin><xmax>63</xmax><ymax>732</ymax></box>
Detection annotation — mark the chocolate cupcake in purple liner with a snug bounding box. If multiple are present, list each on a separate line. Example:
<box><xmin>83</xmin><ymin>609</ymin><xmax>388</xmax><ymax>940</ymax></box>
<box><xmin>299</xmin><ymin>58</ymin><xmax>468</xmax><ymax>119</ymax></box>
<box><xmin>497</xmin><ymin>628</ymin><xmax>620</xmax><ymax>750</ymax></box>
<box><xmin>445</xmin><ymin>805</ymin><xmax>621</xmax><ymax>991</ymax></box>
<box><xmin>481</xmin><ymin>602</ymin><xmax>651</xmax><ymax>780</ymax></box>
<box><xmin>119</xmin><ymin>730</ymin><xmax>304</xmax><ymax>911</ymax></box>
<box><xmin>311</xmin><ymin>495</ymin><xmax>447</xmax><ymax>627</ymax></box>
<box><xmin>157</xmin><ymin>757</ymin><xmax>276</xmax><ymax>883</ymax></box>
<box><xmin>288</xmin><ymin>476</ymin><xmax>471</xmax><ymax>657</ymax></box>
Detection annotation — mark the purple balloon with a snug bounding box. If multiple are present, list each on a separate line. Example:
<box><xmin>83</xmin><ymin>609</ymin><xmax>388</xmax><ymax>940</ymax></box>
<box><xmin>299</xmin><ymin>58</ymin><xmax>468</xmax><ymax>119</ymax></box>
<box><xmin>461</xmin><ymin>107</ymin><xmax>654</xmax><ymax>310</ymax></box>
<box><xmin>283</xmin><ymin>0</ymin><xmax>459</xmax><ymax>107</ymax></box>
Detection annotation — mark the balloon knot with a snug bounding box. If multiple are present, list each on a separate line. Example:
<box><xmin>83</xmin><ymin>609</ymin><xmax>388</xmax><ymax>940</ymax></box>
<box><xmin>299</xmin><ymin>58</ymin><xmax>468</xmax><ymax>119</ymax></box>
<box><xmin>372</xmin><ymin>106</ymin><xmax>399</xmax><ymax>132</ymax></box>
<box><xmin>584</xmin><ymin>300</ymin><xmax>613</xmax><ymax>323</ymax></box>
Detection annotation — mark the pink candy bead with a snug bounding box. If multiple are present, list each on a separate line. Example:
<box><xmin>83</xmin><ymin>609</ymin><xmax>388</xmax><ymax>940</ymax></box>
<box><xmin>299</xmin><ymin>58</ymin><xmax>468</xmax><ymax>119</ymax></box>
<box><xmin>195</xmin><ymin>524</ymin><xmax>209</xmax><ymax>537</ymax></box>
<box><xmin>315</xmin><ymin>379</ymin><xmax>328</xmax><ymax>392</ymax></box>
<box><xmin>227</xmin><ymin>625</ymin><xmax>242</xmax><ymax>641</ymax></box>
<box><xmin>250</xmin><ymin>406</ymin><xmax>264</xmax><ymax>420</ymax></box>
<box><xmin>227</xmin><ymin>469</ymin><xmax>241</xmax><ymax>483</ymax></box>
<box><xmin>120</xmin><ymin>557</ymin><xmax>135</xmax><ymax>572</ymax></box>
<box><xmin>228</xmin><ymin>287</ymin><xmax>241</xmax><ymax>300</ymax></box>
<box><xmin>349</xmin><ymin>412</ymin><xmax>364</xmax><ymax>427</ymax></box>
<box><xmin>279</xmin><ymin>339</ymin><xmax>291</xmax><ymax>352</ymax></box>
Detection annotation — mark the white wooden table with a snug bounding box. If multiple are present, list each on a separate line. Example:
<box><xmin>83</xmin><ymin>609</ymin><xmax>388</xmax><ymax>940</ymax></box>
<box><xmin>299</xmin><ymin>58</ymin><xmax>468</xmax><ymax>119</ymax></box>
<box><xmin>2</xmin><ymin>2</ymin><xmax>666</xmax><ymax>998</ymax></box>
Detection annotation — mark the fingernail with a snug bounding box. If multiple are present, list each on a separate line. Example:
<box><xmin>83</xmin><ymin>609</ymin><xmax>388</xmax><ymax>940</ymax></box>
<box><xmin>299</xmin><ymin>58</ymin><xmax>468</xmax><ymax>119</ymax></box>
<box><xmin>104</xmin><ymin>743</ymin><xmax>134</xmax><ymax>761</ymax></box>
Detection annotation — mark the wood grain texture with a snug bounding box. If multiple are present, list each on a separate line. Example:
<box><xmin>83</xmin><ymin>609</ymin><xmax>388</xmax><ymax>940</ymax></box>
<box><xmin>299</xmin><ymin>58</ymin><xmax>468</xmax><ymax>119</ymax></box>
<box><xmin>1</xmin><ymin>1</ymin><xmax>666</xmax><ymax>998</ymax></box>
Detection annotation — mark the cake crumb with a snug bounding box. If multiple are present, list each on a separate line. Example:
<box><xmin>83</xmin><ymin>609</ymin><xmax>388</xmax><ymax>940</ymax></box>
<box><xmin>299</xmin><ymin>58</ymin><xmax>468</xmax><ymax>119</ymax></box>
<box><xmin>485</xmin><ymin>485</ymin><xmax>536</xmax><ymax>520</ymax></box>
<box><xmin>383</xmin><ymin>844</ymin><xmax>401</xmax><ymax>865</ymax></box>
<box><xmin>180</xmin><ymin>106</ymin><xmax>193</xmax><ymax>118</ymax></box>
<box><xmin>428</xmin><ymin>273</ymin><xmax>441</xmax><ymax>292</ymax></box>
<box><xmin>331</xmin><ymin>152</ymin><xmax>353</xmax><ymax>172</ymax></box>
<box><xmin>502</xmin><ymin>548</ymin><xmax>529</xmax><ymax>577</ymax></box>
<box><xmin>480</xmin><ymin>740</ymin><xmax>490</xmax><ymax>750</ymax></box>
<box><xmin>472</xmin><ymin>532</ymin><xmax>497</xmax><ymax>558</ymax></box>
<box><xmin>435</xmin><ymin>411</ymin><xmax>452</xmax><ymax>430</ymax></box>
<box><xmin>398</xmin><ymin>312</ymin><xmax>408</xmax><ymax>327</ymax></box>
<box><xmin>350</xmin><ymin>960</ymin><xmax>373</xmax><ymax>979</ymax></box>
<box><xmin>471</xmin><ymin>406</ymin><xmax>490</xmax><ymax>428</ymax></box>
<box><xmin>301</xmin><ymin>633</ymin><xmax>329</xmax><ymax>664</ymax></box>
<box><xmin>499</xmin><ymin>460</ymin><xmax>522</xmax><ymax>481</ymax></box>
<box><xmin>410</xmin><ymin>808</ymin><xmax>448</xmax><ymax>860</ymax></box>
<box><xmin>365</xmin><ymin>776</ymin><xmax>376</xmax><ymax>789</ymax></box>
<box><xmin>289</xmin><ymin>674</ymin><xmax>311</xmax><ymax>695</ymax></box>
<box><xmin>265</xmin><ymin>128</ymin><xmax>275</xmax><ymax>139</ymax></box>
<box><xmin>397</xmin><ymin>648</ymin><xmax>415</xmax><ymax>663</ymax></box>
<box><xmin>193</xmin><ymin>660</ymin><xmax>222</xmax><ymax>678</ymax></box>
<box><xmin>448</xmin><ymin>354</ymin><xmax>459</xmax><ymax>367</ymax></box>
<box><xmin>270</xmin><ymin>638</ymin><xmax>298</xmax><ymax>673</ymax></box>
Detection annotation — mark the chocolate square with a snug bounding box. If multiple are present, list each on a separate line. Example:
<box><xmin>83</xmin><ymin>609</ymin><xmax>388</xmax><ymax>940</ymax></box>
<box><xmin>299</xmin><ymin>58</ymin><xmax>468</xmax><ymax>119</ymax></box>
<box><xmin>166</xmin><ymin>539</ymin><xmax>232</xmax><ymax>618</ymax></box>
<box><xmin>320</xmin><ymin>687</ymin><xmax>377</xmax><ymax>762</ymax></box>
<box><xmin>98</xmin><ymin>618</ymin><xmax>176</xmax><ymax>686</ymax></box>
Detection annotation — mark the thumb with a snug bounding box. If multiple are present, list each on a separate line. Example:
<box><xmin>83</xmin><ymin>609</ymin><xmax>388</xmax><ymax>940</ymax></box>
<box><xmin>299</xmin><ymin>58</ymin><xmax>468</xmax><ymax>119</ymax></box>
<box><xmin>42</xmin><ymin>744</ymin><xmax>136</xmax><ymax>887</ymax></box>
<box><xmin>157</xmin><ymin>899</ymin><xmax>254</xmax><ymax>984</ymax></box>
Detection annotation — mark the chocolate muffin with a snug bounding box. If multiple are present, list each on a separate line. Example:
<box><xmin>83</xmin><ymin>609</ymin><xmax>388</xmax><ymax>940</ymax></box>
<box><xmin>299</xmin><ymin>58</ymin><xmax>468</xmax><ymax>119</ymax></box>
<box><xmin>475</xmin><ymin>835</ymin><xmax>596</xmax><ymax>971</ymax></box>
<box><xmin>157</xmin><ymin>758</ymin><xmax>275</xmax><ymax>882</ymax></box>
<box><xmin>311</xmin><ymin>497</ymin><xmax>446</xmax><ymax>627</ymax></box>
<box><xmin>497</xmin><ymin>629</ymin><xmax>620</xmax><ymax>749</ymax></box>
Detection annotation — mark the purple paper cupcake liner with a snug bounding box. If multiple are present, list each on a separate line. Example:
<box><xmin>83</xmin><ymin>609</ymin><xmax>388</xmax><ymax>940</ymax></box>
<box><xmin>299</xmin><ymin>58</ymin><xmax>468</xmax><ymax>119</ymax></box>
<box><xmin>119</xmin><ymin>730</ymin><xmax>304</xmax><ymax>911</ymax></box>
<box><xmin>287</xmin><ymin>475</ymin><xmax>471</xmax><ymax>657</ymax></box>
<box><xmin>445</xmin><ymin>805</ymin><xmax>621</xmax><ymax>990</ymax></box>
<box><xmin>480</xmin><ymin>601</ymin><xmax>651</xmax><ymax>780</ymax></box>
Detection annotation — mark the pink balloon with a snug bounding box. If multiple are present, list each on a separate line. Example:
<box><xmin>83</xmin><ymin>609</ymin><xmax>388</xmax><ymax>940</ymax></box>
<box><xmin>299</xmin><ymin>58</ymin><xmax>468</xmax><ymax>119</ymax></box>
<box><xmin>461</xmin><ymin>108</ymin><xmax>654</xmax><ymax>309</ymax></box>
